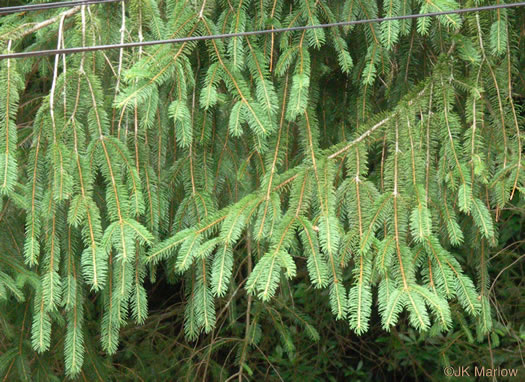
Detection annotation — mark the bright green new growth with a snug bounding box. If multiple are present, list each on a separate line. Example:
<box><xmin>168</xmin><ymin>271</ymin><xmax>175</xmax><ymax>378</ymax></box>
<box><xmin>0</xmin><ymin>0</ymin><xmax>523</xmax><ymax>378</ymax></box>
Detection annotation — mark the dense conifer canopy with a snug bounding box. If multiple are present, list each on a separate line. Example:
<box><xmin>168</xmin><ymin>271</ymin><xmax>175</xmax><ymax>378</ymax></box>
<box><xmin>0</xmin><ymin>0</ymin><xmax>523</xmax><ymax>379</ymax></box>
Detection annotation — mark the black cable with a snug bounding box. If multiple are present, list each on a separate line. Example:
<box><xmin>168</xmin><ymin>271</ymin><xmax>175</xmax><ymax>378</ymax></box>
<box><xmin>0</xmin><ymin>0</ymin><xmax>123</xmax><ymax>16</ymax></box>
<box><xmin>1</xmin><ymin>1</ymin><xmax>524</xmax><ymax>60</ymax></box>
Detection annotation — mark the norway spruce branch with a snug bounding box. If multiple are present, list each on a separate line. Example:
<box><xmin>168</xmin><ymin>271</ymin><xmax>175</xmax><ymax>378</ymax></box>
<box><xmin>0</xmin><ymin>1</ymin><xmax>523</xmax><ymax>378</ymax></box>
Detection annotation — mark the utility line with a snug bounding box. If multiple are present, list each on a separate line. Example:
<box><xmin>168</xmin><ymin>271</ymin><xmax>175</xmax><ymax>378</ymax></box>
<box><xmin>0</xmin><ymin>0</ymin><xmax>123</xmax><ymax>16</ymax></box>
<box><xmin>1</xmin><ymin>1</ymin><xmax>524</xmax><ymax>60</ymax></box>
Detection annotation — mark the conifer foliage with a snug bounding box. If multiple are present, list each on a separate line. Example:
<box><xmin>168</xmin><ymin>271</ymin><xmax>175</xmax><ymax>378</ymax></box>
<box><xmin>0</xmin><ymin>0</ymin><xmax>524</xmax><ymax>378</ymax></box>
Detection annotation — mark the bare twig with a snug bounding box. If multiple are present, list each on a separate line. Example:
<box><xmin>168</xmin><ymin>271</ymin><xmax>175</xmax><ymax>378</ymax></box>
<box><xmin>199</xmin><ymin>0</ymin><xmax>208</xmax><ymax>19</ymax></box>
<box><xmin>49</xmin><ymin>14</ymin><xmax>66</xmax><ymax>144</ymax></box>
<box><xmin>6</xmin><ymin>5</ymin><xmax>81</xmax><ymax>41</ymax></box>
<box><xmin>328</xmin><ymin>86</ymin><xmax>428</xmax><ymax>160</ymax></box>
<box><xmin>488</xmin><ymin>253</ymin><xmax>525</xmax><ymax>295</ymax></box>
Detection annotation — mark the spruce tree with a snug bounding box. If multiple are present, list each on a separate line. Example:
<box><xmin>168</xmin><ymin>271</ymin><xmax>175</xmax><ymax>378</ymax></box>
<box><xmin>0</xmin><ymin>0</ymin><xmax>523</xmax><ymax>379</ymax></box>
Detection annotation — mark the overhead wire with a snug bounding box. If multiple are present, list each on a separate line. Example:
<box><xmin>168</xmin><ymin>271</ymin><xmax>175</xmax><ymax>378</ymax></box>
<box><xmin>1</xmin><ymin>1</ymin><xmax>525</xmax><ymax>60</ymax></box>
<box><xmin>0</xmin><ymin>0</ymin><xmax>123</xmax><ymax>16</ymax></box>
